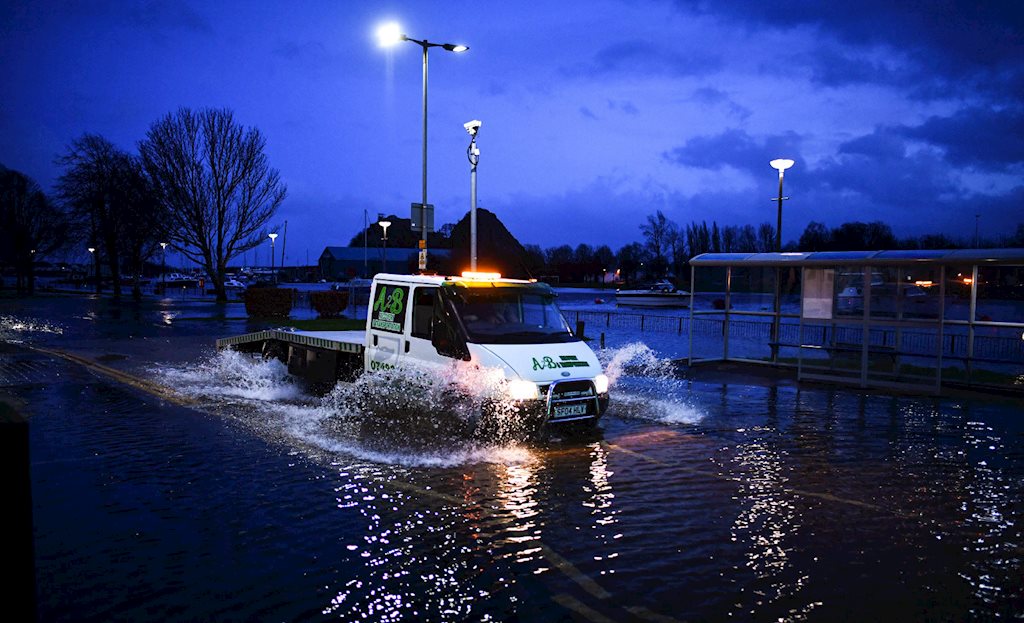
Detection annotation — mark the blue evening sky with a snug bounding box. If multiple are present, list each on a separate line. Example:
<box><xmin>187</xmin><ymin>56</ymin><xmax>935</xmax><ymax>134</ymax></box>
<box><xmin>2</xmin><ymin>1</ymin><xmax>1021</xmax><ymax>264</ymax></box>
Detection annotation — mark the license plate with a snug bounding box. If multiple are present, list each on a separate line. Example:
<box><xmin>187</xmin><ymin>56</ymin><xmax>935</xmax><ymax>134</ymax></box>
<box><xmin>553</xmin><ymin>403</ymin><xmax>589</xmax><ymax>418</ymax></box>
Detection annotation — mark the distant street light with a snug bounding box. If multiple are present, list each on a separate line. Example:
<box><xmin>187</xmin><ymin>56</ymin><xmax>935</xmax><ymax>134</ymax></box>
<box><xmin>87</xmin><ymin>246</ymin><xmax>99</xmax><ymax>293</ymax></box>
<box><xmin>769</xmin><ymin>158</ymin><xmax>794</xmax><ymax>252</ymax></box>
<box><xmin>160</xmin><ymin>242</ymin><xmax>168</xmax><ymax>291</ymax></box>
<box><xmin>377</xmin><ymin>21</ymin><xmax>469</xmax><ymax>271</ymax></box>
<box><xmin>464</xmin><ymin>120</ymin><xmax>482</xmax><ymax>270</ymax></box>
<box><xmin>378</xmin><ymin>219</ymin><xmax>392</xmax><ymax>273</ymax></box>
<box><xmin>269</xmin><ymin>233</ymin><xmax>279</xmax><ymax>284</ymax></box>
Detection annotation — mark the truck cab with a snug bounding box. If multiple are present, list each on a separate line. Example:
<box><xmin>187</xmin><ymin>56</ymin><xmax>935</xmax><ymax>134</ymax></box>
<box><xmin>365</xmin><ymin>272</ymin><xmax>609</xmax><ymax>426</ymax></box>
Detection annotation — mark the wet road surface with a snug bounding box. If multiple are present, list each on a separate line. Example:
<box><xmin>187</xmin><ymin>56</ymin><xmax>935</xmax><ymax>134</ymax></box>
<box><xmin>2</xmin><ymin>294</ymin><xmax>1022</xmax><ymax>621</ymax></box>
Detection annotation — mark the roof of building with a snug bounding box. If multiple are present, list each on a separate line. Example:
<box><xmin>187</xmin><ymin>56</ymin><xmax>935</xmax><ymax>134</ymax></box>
<box><xmin>689</xmin><ymin>248</ymin><xmax>1024</xmax><ymax>267</ymax></box>
<box><xmin>320</xmin><ymin>246</ymin><xmax>451</xmax><ymax>261</ymax></box>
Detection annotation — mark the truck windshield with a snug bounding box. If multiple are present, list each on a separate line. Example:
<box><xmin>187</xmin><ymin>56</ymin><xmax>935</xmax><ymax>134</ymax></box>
<box><xmin>449</xmin><ymin>287</ymin><xmax>578</xmax><ymax>344</ymax></box>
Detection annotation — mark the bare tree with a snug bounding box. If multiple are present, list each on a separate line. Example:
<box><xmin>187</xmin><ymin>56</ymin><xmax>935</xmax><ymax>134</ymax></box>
<box><xmin>0</xmin><ymin>166</ymin><xmax>68</xmax><ymax>294</ymax></box>
<box><xmin>139</xmin><ymin>108</ymin><xmax>286</xmax><ymax>302</ymax></box>
<box><xmin>640</xmin><ymin>210</ymin><xmax>672</xmax><ymax>261</ymax></box>
<box><xmin>736</xmin><ymin>224</ymin><xmax>758</xmax><ymax>252</ymax></box>
<box><xmin>721</xmin><ymin>225</ymin><xmax>738</xmax><ymax>252</ymax></box>
<box><xmin>56</xmin><ymin>134</ymin><xmax>128</xmax><ymax>297</ymax></box>
<box><xmin>757</xmin><ymin>222</ymin><xmax>776</xmax><ymax>252</ymax></box>
<box><xmin>57</xmin><ymin>136</ymin><xmax>164</xmax><ymax>300</ymax></box>
<box><xmin>115</xmin><ymin>156</ymin><xmax>166</xmax><ymax>300</ymax></box>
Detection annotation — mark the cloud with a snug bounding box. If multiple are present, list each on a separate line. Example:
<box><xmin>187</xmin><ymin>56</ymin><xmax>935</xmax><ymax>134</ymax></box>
<box><xmin>579</xmin><ymin>106</ymin><xmax>598</xmax><ymax>120</ymax></box>
<box><xmin>563</xmin><ymin>39</ymin><xmax>722</xmax><ymax>78</ymax></box>
<box><xmin>607</xmin><ymin>100</ymin><xmax>639</xmax><ymax>115</ymax></box>
<box><xmin>685</xmin><ymin>1</ymin><xmax>1024</xmax><ymax>100</ymax></box>
<box><xmin>897</xmin><ymin>107</ymin><xmax>1024</xmax><ymax>169</ymax></box>
<box><xmin>662</xmin><ymin>129</ymin><xmax>803</xmax><ymax>175</ymax></box>
<box><xmin>687</xmin><ymin>87</ymin><xmax>751</xmax><ymax>121</ymax></box>
<box><xmin>838</xmin><ymin>129</ymin><xmax>906</xmax><ymax>160</ymax></box>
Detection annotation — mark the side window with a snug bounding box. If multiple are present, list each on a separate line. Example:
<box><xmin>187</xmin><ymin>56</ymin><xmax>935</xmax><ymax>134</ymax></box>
<box><xmin>370</xmin><ymin>284</ymin><xmax>409</xmax><ymax>334</ymax></box>
<box><xmin>411</xmin><ymin>287</ymin><xmax>437</xmax><ymax>339</ymax></box>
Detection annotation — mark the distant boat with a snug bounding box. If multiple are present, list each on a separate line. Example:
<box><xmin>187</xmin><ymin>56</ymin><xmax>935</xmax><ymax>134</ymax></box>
<box><xmin>615</xmin><ymin>280</ymin><xmax>689</xmax><ymax>308</ymax></box>
<box><xmin>161</xmin><ymin>272</ymin><xmax>198</xmax><ymax>286</ymax></box>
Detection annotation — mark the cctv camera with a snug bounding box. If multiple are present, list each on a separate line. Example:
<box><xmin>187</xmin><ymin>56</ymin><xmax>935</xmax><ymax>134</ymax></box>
<box><xmin>463</xmin><ymin>119</ymin><xmax>482</xmax><ymax>135</ymax></box>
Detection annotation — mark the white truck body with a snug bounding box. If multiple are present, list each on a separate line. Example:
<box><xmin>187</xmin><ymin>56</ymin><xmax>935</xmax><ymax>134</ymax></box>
<box><xmin>218</xmin><ymin>273</ymin><xmax>610</xmax><ymax>427</ymax></box>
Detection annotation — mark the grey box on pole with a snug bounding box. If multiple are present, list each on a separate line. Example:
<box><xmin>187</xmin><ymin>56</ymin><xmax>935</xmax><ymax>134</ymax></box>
<box><xmin>410</xmin><ymin>203</ymin><xmax>435</xmax><ymax>233</ymax></box>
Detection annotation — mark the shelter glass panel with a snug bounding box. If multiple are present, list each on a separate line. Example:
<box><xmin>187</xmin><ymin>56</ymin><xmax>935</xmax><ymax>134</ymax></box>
<box><xmin>976</xmin><ymin>265</ymin><xmax>1024</xmax><ymax>322</ymax></box>
<box><xmin>899</xmin><ymin>266</ymin><xmax>942</xmax><ymax>320</ymax></box>
<box><xmin>944</xmin><ymin>265</ymin><xmax>975</xmax><ymax>321</ymax></box>
<box><xmin>692</xmin><ymin>266</ymin><xmax>728</xmax><ymax>312</ymax></box>
<box><xmin>835</xmin><ymin>266</ymin><xmax>867</xmax><ymax>318</ymax></box>
<box><xmin>869</xmin><ymin>267</ymin><xmax>900</xmax><ymax>319</ymax></box>
<box><xmin>729</xmin><ymin>265</ymin><xmax>776</xmax><ymax>312</ymax></box>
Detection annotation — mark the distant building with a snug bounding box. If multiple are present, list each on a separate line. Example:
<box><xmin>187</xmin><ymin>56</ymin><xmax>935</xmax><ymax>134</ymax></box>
<box><xmin>318</xmin><ymin>247</ymin><xmax>451</xmax><ymax>280</ymax></box>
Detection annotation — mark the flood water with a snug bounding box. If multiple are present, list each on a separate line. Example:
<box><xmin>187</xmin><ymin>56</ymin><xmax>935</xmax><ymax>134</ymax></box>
<box><xmin>2</xmin><ymin>295</ymin><xmax>1023</xmax><ymax>622</ymax></box>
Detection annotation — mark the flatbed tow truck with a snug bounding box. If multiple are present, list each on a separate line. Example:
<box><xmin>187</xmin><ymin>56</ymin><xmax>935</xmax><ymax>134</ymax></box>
<box><xmin>217</xmin><ymin>272</ymin><xmax>610</xmax><ymax>429</ymax></box>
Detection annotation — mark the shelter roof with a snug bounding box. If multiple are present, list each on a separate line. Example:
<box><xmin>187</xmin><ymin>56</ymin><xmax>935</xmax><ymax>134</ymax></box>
<box><xmin>689</xmin><ymin>248</ymin><xmax>1024</xmax><ymax>267</ymax></box>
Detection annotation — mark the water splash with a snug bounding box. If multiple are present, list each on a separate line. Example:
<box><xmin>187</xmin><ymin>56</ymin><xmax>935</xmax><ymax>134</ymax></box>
<box><xmin>318</xmin><ymin>361</ymin><xmax>541</xmax><ymax>448</ymax></box>
<box><xmin>598</xmin><ymin>342</ymin><xmax>704</xmax><ymax>425</ymax></box>
<box><xmin>153</xmin><ymin>350</ymin><xmax>537</xmax><ymax>467</ymax></box>
<box><xmin>154</xmin><ymin>349</ymin><xmax>303</xmax><ymax>402</ymax></box>
<box><xmin>0</xmin><ymin>314</ymin><xmax>64</xmax><ymax>342</ymax></box>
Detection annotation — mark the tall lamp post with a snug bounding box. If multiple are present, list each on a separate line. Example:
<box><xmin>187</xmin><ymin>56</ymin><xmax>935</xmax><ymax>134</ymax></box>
<box><xmin>268</xmin><ymin>233</ymin><xmax>278</xmax><ymax>284</ymax></box>
<box><xmin>769</xmin><ymin>158</ymin><xmax>794</xmax><ymax>251</ymax></box>
<box><xmin>159</xmin><ymin>242</ymin><xmax>168</xmax><ymax>292</ymax></box>
<box><xmin>464</xmin><ymin>120</ymin><xmax>482</xmax><ymax>270</ymax></box>
<box><xmin>377</xmin><ymin>22</ymin><xmax>469</xmax><ymax>271</ymax></box>
<box><xmin>378</xmin><ymin>219</ymin><xmax>392</xmax><ymax>273</ymax></box>
<box><xmin>768</xmin><ymin>158</ymin><xmax>794</xmax><ymax>364</ymax></box>
<box><xmin>87</xmin><ymin>246</ymin><xmax>99</xmax><ymax>293</ymax></box>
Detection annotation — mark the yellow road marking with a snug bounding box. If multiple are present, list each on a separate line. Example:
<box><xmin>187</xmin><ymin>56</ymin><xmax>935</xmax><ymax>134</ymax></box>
<box><xmin>28</xmin><ymin>346</ymin><xmax>197</xmax><ymax>407</ymax></box>
<box><xmin>536</xmin><ymin>542</ymin><xmax>611</xmax><ymax>600</ymax></box>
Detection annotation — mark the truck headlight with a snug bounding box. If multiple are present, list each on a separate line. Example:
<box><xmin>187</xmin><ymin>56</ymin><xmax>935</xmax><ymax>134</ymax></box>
<box><xmin>507</xmin><ymin>379</ymin><xmax>540</xmax><ymax>400</ymax></box>
<box><xmin>594</xmin><ymin>374</ymin><xmax>609</xmax><ymax>394</ymax></box>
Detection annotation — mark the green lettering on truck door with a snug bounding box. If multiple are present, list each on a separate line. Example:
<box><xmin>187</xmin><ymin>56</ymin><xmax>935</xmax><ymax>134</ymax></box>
<box><xmin>370</xmin><ymin>284</ymin><xmax>409</xmax><ymax>334</ymax></box>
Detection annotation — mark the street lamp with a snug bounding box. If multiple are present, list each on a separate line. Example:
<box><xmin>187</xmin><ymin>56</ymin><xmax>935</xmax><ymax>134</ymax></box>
<box><xmin>87</xmin><ymin>246</ymin><xmax>99</xmax><ymax>293</ymax></box>
<box><xmin>768</xmin><ymin>158</ymin><xmax>794</xmax><ymax>364</ymax></box>
<box><xmin>268</xmin><ymin>233</ymin><xmax>278</xmax><ymax>284</ymax></box>
<box><xmin>464</xmin><ymin>119</ymin><xmax>482</xmax><ymax>270</ymax></box>
<box><xmin>769</xmin><ymin>158</ymin><xmax>794</xmax><ymax>252</ymax></box>
<box><xmin>159</xmin><ymin>242</ymin><xmax>168</xmax><ymax>291</ymax></box>
<box><xmin>377</xmin><ymin>21</ymin><xmax>469</xmax><ymax>271</ymax></box>
<box><xmin>378</xmin><ymin>219</ymin><xmax>392</xmax><ymax>273</ymax></box>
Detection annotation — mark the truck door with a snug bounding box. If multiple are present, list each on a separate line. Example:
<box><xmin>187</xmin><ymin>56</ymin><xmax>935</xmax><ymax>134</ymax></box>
<box><xmin>365</xmin><ymin>282</ymin><xmax>410</xmax><ymax>372</ymax></box>
<box><xmin>406</xmin><ymin>286</ymin><xmax>444</xmax><ymax>366</ymax></box>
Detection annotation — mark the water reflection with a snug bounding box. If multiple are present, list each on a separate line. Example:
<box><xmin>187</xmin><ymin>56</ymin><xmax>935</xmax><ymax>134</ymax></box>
<box><xmin>729</xmin><ymin>386</ymin><xmax>810</xmax><ymax>616</ymax></box>
<box><xmin>959</xmin><ymin>413</ymin><xmax>1019</xmax><ymax>616</ymax></box>
<box><xmin>495</xmin><ymin>459</ymin><xmax>541</xmax><ymax>546</ymax></box>
<box><xmin>322</xmin><ymin>469</ymin><xmax>494</xmax><ymax>621</ymax></box>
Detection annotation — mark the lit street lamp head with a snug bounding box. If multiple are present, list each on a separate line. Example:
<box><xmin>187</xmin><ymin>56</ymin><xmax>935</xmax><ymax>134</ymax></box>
<box><xmin>376</xmin><ymin>22</ymin><xmax>405</xmax><ymax>47</ymax></box>
<box><xmin>770</xmin><ymin>158</ymin><xmax>795</xmax><ymax>174</ymax></box>
<box><xmin>87</xmin><ymin>247</ymin><xmax>95</xmax><ymax>254</ymax></box>
<box><xmin>268</xmin><ymin>233</ymin><xmax>278</xmax><ymax>242</ymax></box>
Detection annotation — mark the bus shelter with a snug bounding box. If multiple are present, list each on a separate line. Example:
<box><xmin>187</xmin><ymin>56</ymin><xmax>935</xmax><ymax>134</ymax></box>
<box><xmin>687</xmin><ymin>249</ymin><xmax>1024</xmax><ymax>393</ymax></box>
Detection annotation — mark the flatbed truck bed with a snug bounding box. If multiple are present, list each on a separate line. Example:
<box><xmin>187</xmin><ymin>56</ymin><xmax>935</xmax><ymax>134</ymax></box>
<box><xmin>217</xmin><ymin>329</ymin><xmax>366</xmax><ymax>387</ymax></box>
